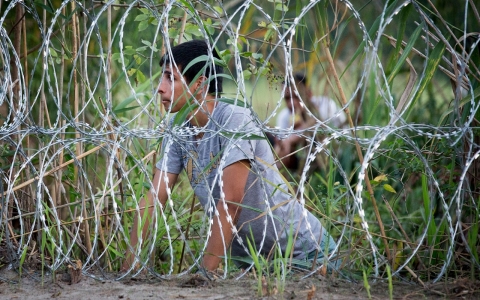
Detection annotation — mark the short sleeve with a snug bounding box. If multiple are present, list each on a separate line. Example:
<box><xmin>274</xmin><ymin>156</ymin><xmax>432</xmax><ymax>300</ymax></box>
<box><xmin>216</xmin><ymin>107</ymin><xmax>259</xmax><ymax>169</ymax></box>
<box><xmin>276</xmin><ymin>108</ymin><xmax>291</xmax><ymax>129</ymax></box>
<box><xmin>313</xmin><ymin>96</ymin><xmax>347</xmax><ymax>128</ymax></box>
<box><xmin>155</xmin><ymin>136</ymin><xmax>184</xmax><ymax>174</ymax></box>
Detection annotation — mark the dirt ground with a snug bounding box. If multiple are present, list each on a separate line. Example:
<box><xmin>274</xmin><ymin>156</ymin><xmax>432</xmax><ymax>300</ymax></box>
<box><xmin>1</xmin><ymin>267</ymin><xmax>479</xmax><ymax>300</ymax></box>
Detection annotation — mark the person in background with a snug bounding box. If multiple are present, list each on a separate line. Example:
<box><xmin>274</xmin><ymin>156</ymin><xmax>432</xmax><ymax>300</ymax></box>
<box><xmin>274</xmin><ymin>73</ymin><xmax>347</xmax><ymax>171</ymax></box>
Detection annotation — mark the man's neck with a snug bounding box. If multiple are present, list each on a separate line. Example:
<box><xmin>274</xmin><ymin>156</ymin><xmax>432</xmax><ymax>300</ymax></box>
<box><xmin>188</xmin><ymin>95</ymin><xmax>217</xmax><ymax>128</ymax></box>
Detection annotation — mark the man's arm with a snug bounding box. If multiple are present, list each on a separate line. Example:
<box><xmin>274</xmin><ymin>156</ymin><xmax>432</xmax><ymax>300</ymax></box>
<box><xmin>122</xmin><ymin>169</ymin><xmax>178</xmax><ymax>271</ymax></box>
<box><xmin>201</xmin><ymin>159</ymin><xmax>250</xmax><ymax>271</ymax></box>
<box><xmin>275</xmin><ymin>116</ymin><xmax>318</xmax><ymax>169</ymax></box>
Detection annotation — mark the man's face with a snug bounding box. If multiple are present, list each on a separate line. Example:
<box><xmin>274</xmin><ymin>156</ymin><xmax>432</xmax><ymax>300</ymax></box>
<box><xmin>157</xmin><ymin>65</ymin><xmax>197</xmax><ymax>113</ymax></box>
<box><xmin>283</xmin><ymin>82</ymin><xmax>312</xmax><ymax>113</ymax></box>
<box><xmin>284</xmin><ymin>86</ymin><xmax>303</xmax><ymax>113</ymax></box>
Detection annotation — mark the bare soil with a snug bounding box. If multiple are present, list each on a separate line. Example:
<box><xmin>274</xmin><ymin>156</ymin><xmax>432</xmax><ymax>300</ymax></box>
<box><xmin>1</xmin><ymin>267</ymin><xmax>479</xmax><ymax>300</ymax></box>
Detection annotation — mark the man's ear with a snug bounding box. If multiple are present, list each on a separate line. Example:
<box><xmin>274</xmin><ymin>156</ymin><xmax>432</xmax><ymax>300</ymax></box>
<box><xmin>194</xmin><ymin>75</ymin><xmax>208</xmax><ymax>94</ymax></box>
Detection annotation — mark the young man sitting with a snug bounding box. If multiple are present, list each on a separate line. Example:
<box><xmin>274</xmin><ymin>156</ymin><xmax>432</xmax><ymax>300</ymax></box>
<box><xmin>122</xmin><ymin>39</ymin><xmax>339</xmax><ymax>275</ymax></box>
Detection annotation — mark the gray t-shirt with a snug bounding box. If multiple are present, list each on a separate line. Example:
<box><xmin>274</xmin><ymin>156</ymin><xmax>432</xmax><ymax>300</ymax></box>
<box><xmin>156</xmin><ymin>102</ymin><xmax>331</xmax><ymax>261</ymax></box>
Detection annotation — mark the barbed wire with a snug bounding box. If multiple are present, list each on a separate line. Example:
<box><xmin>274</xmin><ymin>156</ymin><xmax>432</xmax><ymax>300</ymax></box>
<box><xmin>0</xmin><ymin>0</ymin><xmax>479</xmax><ymax>283</ymax></box>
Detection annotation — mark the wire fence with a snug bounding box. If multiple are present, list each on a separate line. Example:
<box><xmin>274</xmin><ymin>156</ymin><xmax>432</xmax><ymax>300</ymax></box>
<box><xmin>1</xmin><ymin>0</ymin><xmax>479</xmax><ymax>282</ymax></box>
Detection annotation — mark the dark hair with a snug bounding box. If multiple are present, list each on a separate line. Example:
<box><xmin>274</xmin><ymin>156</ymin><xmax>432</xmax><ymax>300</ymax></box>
<box><xmin>293</xmin><ymin>73</ymin><xmax>307</xmax><ymax>85</ymax></box>
<box><xmin>159</xmin><ymin>39</ymin><xmax>223</xmax><ymax>94</ymax></box>
<box><xmin>282</xmin><ymin>72</ymin><xmax>307</xmax><ymax>86</ymax></box>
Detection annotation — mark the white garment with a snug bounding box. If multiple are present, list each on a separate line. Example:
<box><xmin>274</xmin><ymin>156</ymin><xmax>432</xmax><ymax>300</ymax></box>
<box><xmin>276</xmin><ymin>96</ymin><xmax>347</xmax><ymax>129</ymax></box>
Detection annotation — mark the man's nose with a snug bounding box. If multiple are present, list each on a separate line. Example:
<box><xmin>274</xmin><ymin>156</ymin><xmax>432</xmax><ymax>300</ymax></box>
<box><xmin>157</xmin><ymin>80</ymin><xmax>166</xmax><ymax>95</ymax></box>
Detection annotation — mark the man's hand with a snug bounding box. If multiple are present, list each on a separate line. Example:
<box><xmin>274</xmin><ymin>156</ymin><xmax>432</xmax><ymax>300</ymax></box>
<box><xmin>121</xmin><ymin>250</ymin><xmax>136</xmax><ymax>272</ymax></box>
<box><xmin>122</xmin><ymin>170</ymin><xmax>178</xmax><ymax>273</ymax></box>
<box><xmin>275</xmin><ymin>138</ymin><xmax>297</xmax><ymax>169</ymax></box>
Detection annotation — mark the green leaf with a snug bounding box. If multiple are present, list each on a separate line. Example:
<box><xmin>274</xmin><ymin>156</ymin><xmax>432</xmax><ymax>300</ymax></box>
<box><xmin>181</xmin><ymin>55</ymin><xmax>227</xmax><ymax>84</ymax></box>
<box><xmin>114</xmin><ymin>93</ymin><xmax>146</xmax><ymax>112</ymax></box>
<box><xmin>386</xmin><ymin>3</ymin><xmax>413</xmax><ymax>73</ymax></box>
<box><xmin>285</xmin><ymin>223</ymin><xmax>294</xmax><ymax>260</ymax></box>
<box><xmin>49</xmin><ymin>48</ymin><xmax>58</xmax><ymax>57</ymax></box>
<box><xmin>332</xmin><ymin>21</ymin><xmax>348</xmax><ymax>56</ymax></box>
<box><xmin>132</xmin><ymin>138</ymin><xmax>146</xmax><ymax>159</ymax></box>
<box><xmin>173</xmin><ymin>102</ymin><xmax>199</xmax><ymax>126</ymax></box>
<box><xmin>141</xmin><ymin>40</ymin><xmax>158</xmax><ymax>51</ymax></box>
<box><xmin>111</xmin><ymin>53</ymin><xmax>120</xmax><ymax>61</ymax></box>
<box><xmin>438</xmin><ymin>85</ymin><xmax>480</xmax><ymax>126</ymax></box>
<box><xmin>127</xmin><ymin>68</ymin><xmax>136</xmax><ymax>76</ymax></box>
<box><xmin>138</xmin><ymin>20</ymin><xmax>149</xmax><ymax>32</ymax></box>
<box><xmin>134</xmin><ymin>14</ymin><xmax>149</xmax><ymax>22</ymax></box>
<box><xmin>217</xmin><ymin>97</ymin><xmax>248</xmax><ymax>108</ymax></box>
<box><xmin>422</xmin><ymin>174</ymin><xmax>437</xmax><ymax>245</ymax></box>
<box><xmin>34</xmin><ymin>1</ymin><xmax>54</xmax><ymax>14</ymax></box>
<box><xmin>107</xmin><ymin>244</ymin><xmax>124</xmax><ymax>258</ymax></box>
<box><xmin>185</xmin><ymin>23</ymin><xmax>202</xmax><ymax>37</ymax></box>
<box><xmin>124</xmin><ymin>47</ymin><xmax>136</xmax><ymax>55</ymax></box>
<box><xmin>383</xmin><ymin>184</ymin><xmax>396</xmax><ymax>193</ymax></box>
<box><xmin>252</xmin><ymin>53</ymin><xmax>263</xmax><ymax>60</ymax></box>
<box><xmin>240</xmin><ymin>52</ymin><xmax>253</xmax><ymax>58</ymax></box>
<box><xmin>183</xmin><ymin>33</ymin><xmax>193</xmax><ymax>41</ymax></box>
<box><xmin>258</xmin><ymin>21</ymin><xmax>267</xmax><ymax>28</ymax></box>
<box><xmin>387</xmin><ymin>24</ymin><xmax>423</xmax><ymax>84</ymax></box>
<box><xmin>259</xmin><ymin>66</ymin><xmax>269</xmax><ymax>76</ymax></box>
<box><xmin>220</xmin><ymin>49</ymin><xmax>232</xmax><ymax>65</ymax></box>
<box><xmin>405</xmin><ymin>40</ymin><xmax>446</xmax><ymax>119</ymax></box>
<box><xmin>213</xmin><ymin>6</ymin><xmax>224</xmax><ymax>14</ymax></box>
<box><xmin>134</xmin><ymin>54</ymin><xmax>142</xmax><ymax>65</ymax></box>
<box><xmin>373</xmin><ymin>174</ymin><xmax>388</xmax><ymax>182</ymax></box>
<box><xmin>19</xmin><ymin>245</ymin><xmax>28</xmax><ymax>275</ymax></box>
<box><xmin>168</xmin><ymin>28</ymin><xmax>179</xmax><ymax>38</ymax></box>
<box><xmin>178</xmin><ymin>0</ymin><xmax>196</xmax><ymax>14</ymax></box>
<box><xmin>275</xmin><ymin>3</ymin><xmax>288</xmax><ymax>11</ymax></box>
<box><xmin>63</xmin><ymin>7</ymin><xmax>82</xmax><ymax>21</ymax></box>
<box><xmin>140</xmin><ymin>70</ymin><xmax>161</xmax><ymax>90</ymax></box>
<box><xmin>205</xmin><ymin>18</ymin><xmax>215</xmax><ymax>35</ymax></box>
<box><xmin>264</xmin><ymin>28</ymin><xmax>274</xmax><ymax>42</ymax></box>
<box><xmin>136</xmin><ymin>69</ymin><xmax>146</xmax><ymax>83</ymax></box>
<box><xmin>239</xmin><ymin>36</ymin><xmax>248</xmax><ymax>45</ymax></box>
<box><xmin>468</xmin><ymin>220</ymin><xmax>479</xmax><ymax>261</ymax></box>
